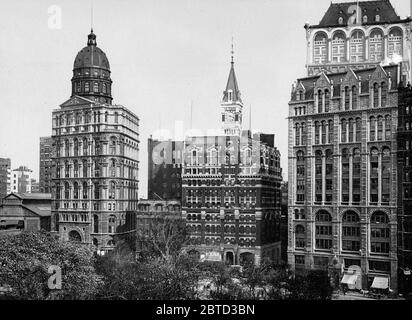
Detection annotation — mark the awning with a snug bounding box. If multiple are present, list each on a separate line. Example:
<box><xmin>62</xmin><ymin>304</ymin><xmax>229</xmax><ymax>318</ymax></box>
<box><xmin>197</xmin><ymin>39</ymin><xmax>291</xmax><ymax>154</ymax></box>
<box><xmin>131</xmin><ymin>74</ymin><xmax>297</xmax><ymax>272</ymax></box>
<box><xmin>341</xmin><ymin>273</ymin><xmax>357</xmax><ymax>285</ymax></box>
<box><xmin>371</xmin><ymin>276</ymin><xmax>389</xmax><ymax>290</ymax></box>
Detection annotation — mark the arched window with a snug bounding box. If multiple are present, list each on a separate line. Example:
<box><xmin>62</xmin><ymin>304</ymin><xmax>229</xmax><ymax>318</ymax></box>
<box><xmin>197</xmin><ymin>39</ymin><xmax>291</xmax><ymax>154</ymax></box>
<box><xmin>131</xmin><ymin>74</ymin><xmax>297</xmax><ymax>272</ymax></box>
<box><xmin>83</xmin><ymin>138</ymin><xmax>88</xmax><ymax>155</ymax></box>
<box><xmin>313</xmin><ymin>32</ymin><xmax>328</xmax><ymax>64</ymax></box>
<box><xmin>341</xmin><ymin>119</ymin><xmax>347</xmax><ymax>142</ymax></box>
<box><xmin>83</xmin><ymin>160</ymin><xmax>88</xmax><ymax>177</ymax></box>
<box><xmin>242</xmin><ymin>148</ymin><xmax>252</xmax><ymax>166</ymax></box>
<box><xmin>388</xmin><ymin>28</ymin><xmax>402</xmax><ymax>58</ymax></box>
<box><xmin>370</xmin><ymin>117</ymin><xmax>376</xmax><ymax>141</ymax></box>
<box><xmin>65</xmin><ymin>139</ymin><xmax>70</xmax><ymax>156</ymax></box>
<box><xmin>370</xmin><ymin>148</ymin><xmax>379</xmax><ymax>203</ymax></box>
<box><xmin>370</xmin><ymin>212</ymin><xmax>390</xmax><ymax>254</ymax></box>
<box><xmin>73</xmin><ymin>182</ymin><xmax>79</xmax><ymax>199</ymax></box>
<box><xmin>352</xmin><ymin>148</ymin><xmax>361</xmax><ymax>203</ymax></box>
<box><xmin>325</xmin><ymin>149</ymin><xmax>333</xmax><ymax>203</ymax></box>
<box><xmin>73</xmin><ymin>160</ymin><xmax>79</xmax><ymax>177</ymax></box>
<box><xmin>317</xmin><ymin>90</ymin><xmax>323</xmax><ymax>113</ymax></box>
<box><xmin>350</xmin><ymin>30</ymin><xmax>364</xmax><ymax>62</ymax></box>
<box><xmin>328</xmin><ymin>120</ymin><xmax>334</xmax><ymax>143</ymax></box>
<box><xmin>342</xmin><ymin>211</ymin><xmax>360</xmax><ymax>252</ymax></box>
<box><xmin>352</xmin><ymin>85</ymin><xmax>358</xmax><ymax>109</ymax></box>
<box><xmin>64</xmin><ymin>182</ymin><xmax>70</xmax><ymax>199</ymax></box>
<box><xmin>385</xmin><ymin>115</ymin><xmax>391</xmax><ymax>140</ymax></box>
<box><xmin>373</xmin><ymin>83</ymin><xmax>379</xmax><ymax>108</ymax></box>
<box><xmin>73</xmin><ymin>138</ymin><xmax>79</xmax><ymax>156</ymax></box>
<box><xmin>355</xmin><ymin>118</ymin><xmax>361</xmax><ymax>142</ymax></box>
<box><xmin>301</xmin><ymin>123</ymin><xmax>306</xmax><ymax>145</ymax></box>
<box><xmin>381</xmin><ymin>148</ymin><xmax>391</xmax><ymax>204</ymax></box>
<box><xmin>315</xmin><ymin>210</ymin><xmax>333</xmax><ymax>250</ymax></box>
<box><xmin>369</xmin><ymin>29</ymin><xmax>384</xmax><ymax>61</ymax></box>
<box><xmin>295</xmin><ymin>123</ymin><xmax>301</xmax><ymax>146</ymax></box>
<box><xmin>110</xmin><ymin>159</ymin><xmax>116</xmax><ymax>177</ymax></box>
<box><xmin>342</xmin><ymin>148</ymin><xmax>350</xmax><ymax>203</ymax></box>
<box><xmin>363</xmin><ymin>15</ymin><xmax>368</xmax><ymax>23</ymax></box>
<box><xmin>377</xmin><ymin>116</ymin><xmax>383</xmax><ymax>141</ymax></box>
<box><xmin>83</xmin><ymin>182</ymin><xmax>88</xmax><ymax>199</ymax></box>
<box><xmin>94</xmin><ymin>182</ymin><xmax>100</xmax><ymax>200</ymax></box>
<box><xmin>64</xmin><ymin>161</ymin><xmax>70</xmax><ymax>178</ymax></box>
<box><xmin>109</xmin><ymin>181</ymin><xmax>116</xmax><ymax>200</ymax></box>
<box><xmin>381</xmin><ymin>82</ymin><xmax>387</xmax><ymax>107</ymax></box>
<box><xmin>85</xmin><ymin>82</ymin><xmax>90</xmax><ymax>92</ymax></box>
<box><xmin>296</xmin><ymin>151</ymin><xmax>305</xmax><ymax>203</ymax></box>
<box><xmin>349</xmin><ymin>118</ymin><xmax>354</xmax><ymax>142</ymax></box>
<box><xmin>321</xmin><ymin>121</ymin><xmax>327</xmax><ymax>144</ymax></box>
<box><xmin>332</xmin><ymin>31</ymin><xmax>345</xmax><ymax>63</ymax></box>
<box><xmin>56</xmin><ymin>183</ymin><xmax>61</xmax><ymax>200</ymax></box>
<box><xmin>110</xmin><ymin>137</ymin><xmax>116</xmax><ymax>155</ymax></box>
<box><xmin>108</xmin><ymin>215</ymin><xmax>116</xmax><ymax>234</ymax></box>
<box><xmin>315</xmin><ymin>121</ymin><xmax>320</xmax><ymax>144</ymax></box>
<box><xmin>344</xmin><ymin>86</ymin><xmax>350</xmax><ymax>110</ymax></box>
<box><xmin>114</xmin><ymin>112</ymin><xmax>119</xmax><ymax>123</ymax></box>
<box><xmin>324</xmin><ymin>89</ymin><xmax>330</xmax><ymax>112</ymax></box>
<box><xmin>315</xmin><ymin>150</ymin><xmax>323</xmax><ymax>203</ymax></box>
<box><xmin>295</xmin><ymin>225</ymin><xmax>305</xmax><ymax>249</ymax></box>
<box><xmin>209</xmin><ymin>148</ymin><xmax>218</xmax><ymax>165</ymax></box>
<box><xmin>105</xmin><ymin>111</ymin><xmax>108</xmax><ymax>122</ymax></box>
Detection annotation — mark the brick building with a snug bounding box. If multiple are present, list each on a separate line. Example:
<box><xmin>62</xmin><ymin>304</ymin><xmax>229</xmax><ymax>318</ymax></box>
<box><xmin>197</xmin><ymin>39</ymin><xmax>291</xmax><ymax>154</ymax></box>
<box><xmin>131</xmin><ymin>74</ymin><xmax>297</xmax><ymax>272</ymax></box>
<box><xmin>10</xmin><ymin>166</ymin><xmax>36</xmax><ymax>194</ymax></box>
<box><xmin>0</xmin><ymin>158</ymin><xmax>11</xmax><ymax>200</ymax></box>
<box><xmin>397</xmin><ymin>83</ymin><xmax>412</xmax><ymax>294</ymax></box>
<box><xmin>148</xmin><ymin>137</ymin><xmax>183</xmax><ymax>201</ymax></box>
<box><xmin>182</xmin><ymin>54</ymin><xmax>283</xmax><ymax>266</ymax></box>
<box><xmin>288</xmin><ymin>63</ymin><xmax>401</xmax><ymax>291</ymax></box>
<box><xmin>39</xmin><ymin>136</ymin><xmax>53</xmax><ymax>193</ymax></box>
<box><xmin>51</xmin><ymin>30</ymin><xmax>139</xmax><ymax>252</ymax></box>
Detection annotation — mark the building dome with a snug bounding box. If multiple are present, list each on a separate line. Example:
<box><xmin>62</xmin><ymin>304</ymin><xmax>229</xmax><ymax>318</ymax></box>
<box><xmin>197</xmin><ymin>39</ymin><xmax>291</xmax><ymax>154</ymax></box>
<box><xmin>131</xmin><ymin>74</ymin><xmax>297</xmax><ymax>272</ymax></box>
<box><xmin>71</xmin><ymin>30</ymin><xmax>113</xmax><ymax>104</ymax></box>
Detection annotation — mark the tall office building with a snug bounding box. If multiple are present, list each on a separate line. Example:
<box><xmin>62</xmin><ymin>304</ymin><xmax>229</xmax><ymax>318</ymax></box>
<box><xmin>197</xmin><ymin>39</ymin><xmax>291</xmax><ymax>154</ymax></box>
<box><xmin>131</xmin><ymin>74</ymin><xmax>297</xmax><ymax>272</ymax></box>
<box><xmin>51</xmin><ymin>30</ymin><xmax>139</xmax><ymax>251</ymax></box>
<box><xmin>39</xmin><ymin>136</ymin><xmax>53</xmax><ymax>193</ymax></box>
<box><xmin>182</xmin><ymin>53</ymin><xmax>283</xmax><ymax>266</ymax></box>
<box><xmin>287</xmin><ymin>0</ymin><xmax>409</xmax><ymax>292</ymax></box>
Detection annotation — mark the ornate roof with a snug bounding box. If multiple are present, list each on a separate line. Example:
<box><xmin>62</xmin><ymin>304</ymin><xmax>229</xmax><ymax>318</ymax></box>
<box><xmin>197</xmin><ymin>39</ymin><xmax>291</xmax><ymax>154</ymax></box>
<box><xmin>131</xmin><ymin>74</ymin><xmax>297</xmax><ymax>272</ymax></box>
<box><xmin>315</xmin><ymin>0</ymin><xmax>401</xmax><ymax>28</ymax></box>
<box><xmin>222</xmin><ymin>61</ymin><xmax>242</xmax><ymax>103</ymax></box>
<box><xmin>73</xmin><ymin>30</ymin><xmax>110</xmax><ymax>70</ymax></box>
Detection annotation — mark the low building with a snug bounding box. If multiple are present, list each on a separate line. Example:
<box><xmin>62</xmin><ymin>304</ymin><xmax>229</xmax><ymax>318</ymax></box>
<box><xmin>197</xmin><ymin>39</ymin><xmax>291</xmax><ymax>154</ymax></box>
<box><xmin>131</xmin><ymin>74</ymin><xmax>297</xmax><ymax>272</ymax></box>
<box><xmin>0</xmin><ymin>193</ymin><xmax>51</xmax><ymax>236</ymax></box>
<box><xmin>135</xmin><ymin>199</ymin><xmax>182</xmax><ymax>256</ymax></box>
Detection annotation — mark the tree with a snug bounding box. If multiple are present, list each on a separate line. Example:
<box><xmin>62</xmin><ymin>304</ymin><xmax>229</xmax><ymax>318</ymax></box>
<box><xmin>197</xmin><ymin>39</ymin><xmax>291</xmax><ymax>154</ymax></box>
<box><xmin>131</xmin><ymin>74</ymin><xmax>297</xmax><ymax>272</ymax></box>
<box><xmin>0</xmin><ymin>231</ymin><xmax>102</xmax><ymax>300</ymax></box>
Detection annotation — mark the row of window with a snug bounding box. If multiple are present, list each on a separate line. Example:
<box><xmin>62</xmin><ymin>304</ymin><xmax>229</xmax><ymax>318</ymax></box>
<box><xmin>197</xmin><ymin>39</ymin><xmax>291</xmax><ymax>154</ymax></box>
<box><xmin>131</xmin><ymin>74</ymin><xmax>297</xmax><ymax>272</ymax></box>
<box><xmin>296</xmin><ymin>147</ymin><xmax>391</xmax><ymax>204</ymax></box>
<box><xmin>295</xmin><ymin>210</ymin><xmax>390</xmax><ymax>253</ymax></box>
<box><xmin>313</xmin><ymin>28</ymin><xmax>402</xmax><ymax>64</ymax></box>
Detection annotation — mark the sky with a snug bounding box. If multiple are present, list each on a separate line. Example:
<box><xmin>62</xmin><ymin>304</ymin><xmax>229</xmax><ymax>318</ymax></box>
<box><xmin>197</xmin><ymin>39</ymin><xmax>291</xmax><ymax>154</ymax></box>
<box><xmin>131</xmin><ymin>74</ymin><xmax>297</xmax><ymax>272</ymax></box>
<box><xmin>0</xmin><ymin>0</ymin><xmax>409</xmax><ymax>198</ymax></box>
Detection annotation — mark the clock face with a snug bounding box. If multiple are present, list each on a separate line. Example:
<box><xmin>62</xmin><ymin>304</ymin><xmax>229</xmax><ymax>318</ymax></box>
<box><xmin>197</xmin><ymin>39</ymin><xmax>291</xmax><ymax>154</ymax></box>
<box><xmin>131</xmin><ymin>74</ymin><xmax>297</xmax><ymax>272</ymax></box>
<box><xmin>226</xmin><ymin>112</ymin><xmax>235</xmax><ymax>122</ymax></box>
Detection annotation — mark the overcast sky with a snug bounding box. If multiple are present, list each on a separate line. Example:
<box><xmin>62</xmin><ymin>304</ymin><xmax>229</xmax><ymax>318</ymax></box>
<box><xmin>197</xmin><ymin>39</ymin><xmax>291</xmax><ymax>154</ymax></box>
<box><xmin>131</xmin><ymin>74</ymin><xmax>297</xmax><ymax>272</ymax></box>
<box><xmin>0</xmin><ymin>0</ymin><xmax>409</xmax><ymax>198</ymax></box>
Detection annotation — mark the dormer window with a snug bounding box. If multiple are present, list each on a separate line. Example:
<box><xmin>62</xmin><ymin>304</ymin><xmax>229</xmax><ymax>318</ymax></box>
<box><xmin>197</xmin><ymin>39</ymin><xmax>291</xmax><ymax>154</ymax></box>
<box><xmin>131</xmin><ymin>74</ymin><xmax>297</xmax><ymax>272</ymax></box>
<box><xmin>375</xmin><ymin>15</ymin><xmax>380</xmax><ymax>22</ymax></box>
<box><xmin>228</xmin><ymin>90</ymin><xmax>233</xmax><ymax>101</ymax></box>
<box><xmin>338</xmin><ymin>17</ymin><xmax>344</xmax><ymax>25</ymax></box>
<box><xmin>363</xmin><ymin>15</ymin><xmax>368</xmax><ymax>23</ymax></box>
<box><xmin>84</xmin><ymin>82</ymin><xmax>90</xmax><ymax>92</ymax></box>
<box><xmin>93</xmin><ymin>82</ymin><xmax>99</xmax><ymax>93</ymax></box>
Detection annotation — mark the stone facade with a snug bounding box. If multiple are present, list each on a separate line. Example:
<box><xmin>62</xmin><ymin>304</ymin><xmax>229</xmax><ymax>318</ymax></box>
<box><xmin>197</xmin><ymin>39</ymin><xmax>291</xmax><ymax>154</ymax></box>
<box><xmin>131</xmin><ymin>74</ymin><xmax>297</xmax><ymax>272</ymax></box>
<box><xmin>288</xmin><ymin>64</ymin><xmax>401</xmax><ymax>291</ymax></box>
<box><xmin>39</xmin><ymin>136</ymin><xmax>53</xmax><ymax>193</ymax></box>
<box><xmin>51</xmin><ymin>30</ymin><xmax>139</xmax><ymax>252</ymax></box>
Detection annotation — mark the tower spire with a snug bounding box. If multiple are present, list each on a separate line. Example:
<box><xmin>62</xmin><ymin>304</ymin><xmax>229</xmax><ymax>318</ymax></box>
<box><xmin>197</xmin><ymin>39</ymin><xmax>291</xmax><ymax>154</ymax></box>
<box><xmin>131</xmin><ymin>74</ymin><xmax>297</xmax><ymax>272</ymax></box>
<box><xmin>91</xmin><ymin>0</ymin><xmax>94</xmax><ymax>32</ymax></box>
<box><xmin>231</xmin><ymin>36</ymin><xmax>234</xmax><ymax>64</ymax></box>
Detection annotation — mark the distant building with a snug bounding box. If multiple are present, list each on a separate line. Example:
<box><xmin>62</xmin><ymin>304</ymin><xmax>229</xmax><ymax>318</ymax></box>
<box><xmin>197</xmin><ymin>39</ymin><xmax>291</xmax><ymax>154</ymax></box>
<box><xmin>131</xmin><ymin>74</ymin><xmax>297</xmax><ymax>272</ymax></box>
<box><xmin>135</xmin><ymin>199</ymin><xmax>181</xmax><ymax>256</ymax></box>
<box><xmin>39</xmin><ymin>136</ymin><xmax>53</xmax><ymax>193</ymax></box>
<box><xmin>0</xmin><ymin>193</ymin><xmax>51</xmax><ymax>236</ymax></box>
<box><xmin>182</xmin><ymin>53</ymin><xmax>283</xmax><ymax>266</ymax></box>
<box><xmin>10</xmin><ymin>166</ymin><xmax>35</xmax><ymax>194</ymax></box>
<box><xmin>0</xmin><ymin>158</ymin><xmax>11</xmax><ymax>200</ymax></box>
<box><xmin>148</xmin><ymin>137</ymin><xmax>183</xmax><ymax>201</ymax></box>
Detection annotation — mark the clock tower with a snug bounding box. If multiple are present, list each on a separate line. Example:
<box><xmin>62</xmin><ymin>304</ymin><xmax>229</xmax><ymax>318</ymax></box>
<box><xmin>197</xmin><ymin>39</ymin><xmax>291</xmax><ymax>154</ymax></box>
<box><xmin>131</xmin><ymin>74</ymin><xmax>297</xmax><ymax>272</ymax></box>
<box><xmin>221</xmin><ymin>47</ymin><xmax>243</xmax><ymax>136</ymax></box>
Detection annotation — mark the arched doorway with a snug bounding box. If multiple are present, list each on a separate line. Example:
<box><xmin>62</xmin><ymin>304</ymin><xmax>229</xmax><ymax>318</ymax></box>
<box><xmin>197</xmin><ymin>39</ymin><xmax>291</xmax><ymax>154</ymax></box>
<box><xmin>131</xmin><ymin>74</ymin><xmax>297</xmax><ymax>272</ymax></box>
<box><xmin>68</xmin><ymin>230</ymin><xmax>82</xmax><ymax>242</ymax></box>
<box><xmin>225</xmin><ymin>252</ymin><xmax>234</xmax><ymax>265</ymax></box>
<box><xmin>239</xmin><ymin>252</ymin><xmax>255</xmax><ymax>267</ymax></box>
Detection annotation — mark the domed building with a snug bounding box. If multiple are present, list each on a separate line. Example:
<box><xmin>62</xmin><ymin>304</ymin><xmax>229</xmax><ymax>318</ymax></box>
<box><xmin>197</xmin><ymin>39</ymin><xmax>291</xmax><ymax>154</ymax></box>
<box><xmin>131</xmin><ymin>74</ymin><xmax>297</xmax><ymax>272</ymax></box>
<box><xmin>51</xmin><ymin>30</ymin><xmax>140</xmax><ymax>253</ymax></box>
<box><xmin>71</xmin><ymin>30</ymin><xmax>113</xmax><ymax>104</ymax></box>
